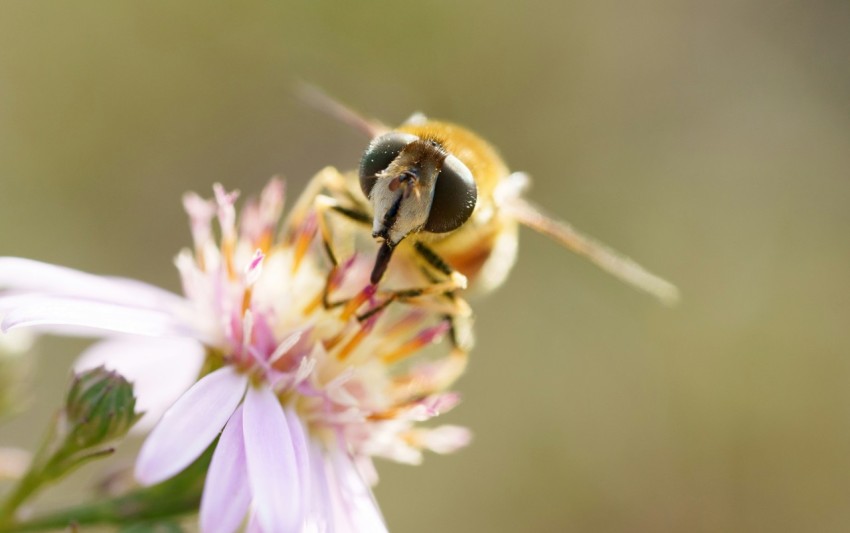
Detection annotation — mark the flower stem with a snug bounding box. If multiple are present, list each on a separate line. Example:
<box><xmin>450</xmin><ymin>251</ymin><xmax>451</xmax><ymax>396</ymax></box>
<box><xmin>0</xmin><ymin>444</ymin><xmax>212</xmax><ymax>533</ymax></box>
<box><xmin>1</xmin><ymin>367</ymin><xmax>143</xmax><ymax>528</ymax></box>
<box><xmin>0</xmin><ymin>414</ymin><xmax>61</xmax><ymax>525</ymax></box>
<box><xmin>0</xmin><ymin>467</ymin><xmax>44</xmax><ymax>526</ymax></box>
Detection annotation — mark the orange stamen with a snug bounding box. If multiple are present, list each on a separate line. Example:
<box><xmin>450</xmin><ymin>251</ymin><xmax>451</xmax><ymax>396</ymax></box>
<box><xmin>322</xmin><ymin>330</ymin><xmax>346</xmax><ymax>352</ymax></box>
<box><xmin>340</xmin><ymin>285</ymin><xmax>376</xmax><ymax>322</ymax></box>
<box><xmin>257</xmin><ymin>230</ymin><xmax>273</xmax><ymax>255</ymax></box>
<box><xmin>241</xmin><ymin>287</ymin><xmax>253</xmax><ymax>314</ymax></box>
<box><xmin>291</xmin><ymin>214</ymin><xmax>318</xmax><ymax>274</ymax></box>
<box><xmin>335</xmin><ymin>312</ymin><xmax>381</xmax><ymax>361</ymax></box>
<box><xmin>222</xmin><ymin>238</ymin><xmax>236</xmax><ymax>280</ymax></box>
<box><xmin>195</xmin><ymin>248</ymin><xmax>207</xmax><ymax>272</ymax></box>
<box><xmin>382</xmin><ymin>341</ymin><xmax>426</xmax><ymax>365</ymax></box>
<box><xmin>336</xmin><ymin>326</ymin><xmax>370</xmax><ymax>361</ymax></box>
<box><xmin>382</xmin><ymin>322</ymin><xmax>450</xmax><ymax>364</ymax></box>
<box><xmin>303</xmin><ymin>292</ymin><xmax>323</xmax><ymax>316</ymax></box>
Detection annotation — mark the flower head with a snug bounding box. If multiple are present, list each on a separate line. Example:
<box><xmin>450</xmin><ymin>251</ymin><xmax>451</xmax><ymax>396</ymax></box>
<box><xmin>0</xmin><ymin>173</ymin><xmax>471</xmax><ymax>532</ymax></box>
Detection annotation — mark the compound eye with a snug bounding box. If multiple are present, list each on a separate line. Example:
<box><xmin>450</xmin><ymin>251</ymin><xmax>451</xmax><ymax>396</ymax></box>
<box><xmin>359</xmin><ymin>132</ymin><xmax>419</xmax><ymax>199</ymax></box>
<box><xmin>423</xmin><ymin>154</ymin><xmax>477</xmax><ymax>233</ymax></box>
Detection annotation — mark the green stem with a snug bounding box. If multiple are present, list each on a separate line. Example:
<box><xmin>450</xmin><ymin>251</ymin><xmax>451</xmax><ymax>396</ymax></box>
<box><xmin>0</xmin><ymin>439</ymin><xmax>114</xmax><ymax>525</ymax></box>
<box><xmin>1</xmin><ymin>485</ymin><xmax>196</xmax><ymax>533</ymax></box>
<box><xmin>0</xmin><ymin>468</ymin><xmax>44</xmax><ymax>526</ymax></box>
<box><xmin>0</xmin><ymin>444</ymin><xmax>213</xmax><ymax>533</ymax></box>
<box><xmin>0</xmin><ymin>416</ymin><xmax>60</xmax><ymax>525</ymax></box>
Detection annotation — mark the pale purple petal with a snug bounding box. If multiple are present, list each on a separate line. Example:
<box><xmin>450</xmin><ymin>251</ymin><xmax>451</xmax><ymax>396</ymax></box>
<box><xmin>419</xmin><ymin>425</ymin><xmax>473</xmax><ymax>454</ymax></box>
<box><xmin>135</xmin><ymin>367</ymin><xmax>248</xmax><ymax>485</ymax></box>
<box><xmin>353</xmin><ymin>456</ymin><xmax>379</xmax><ymax>488</ymax></box>
<box><xmin>200</xmin><ymin>406</ymin><xmax>251</xmax><ymax>533</ymax></box>
<box><xmin>242</xmin><ymin>385</ymin><xmax>301</xmax><ymax>533</ymax></box>
<box><xmin>1</xmin><ymin>296</ymin><xmax>195</xmax><ymax>338</ymax></box>
<box><xmin>74</xmin><ymin>337</ymin><xmax>205</xmax><ymax>432</ymax></box>
<box><xmin>305</xmin><ymin>441</ymin><xmax>333</xmax><ymax>533</ymax></box>
<box><xmin>284</xmin><ymin>408</ymin><xmax>328</xmax><ymax>532</ymax></box>
<box><xmin>327</xmin><ymin>450</ymin><xmax>388</xmax><ymax>533</ymax></box>
<box><xmin>0</xmin><ymin>257</ymin><xmax>186</xmax><ymax>311</ymax></box>
<box><xmin>284</xmin><ymin>408</ymin><xmax>310</xmax><ymax>492</ymax></box>
<box><xmin>245</xmin><ymin>513</ymin><xmax>264</xmax><ymax>533</ymax></box>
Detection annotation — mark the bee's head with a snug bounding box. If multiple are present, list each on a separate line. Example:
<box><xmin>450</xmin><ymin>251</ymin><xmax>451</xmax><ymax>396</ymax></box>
<box><xmin>359</xmin><ymin>131</ymin><xmax>477</xmax><ymax>283</ymax></box>
<box><xmin>360</xmin><ymin>133</ymin><xmax>478</xmax><ymax>244</ymax></box>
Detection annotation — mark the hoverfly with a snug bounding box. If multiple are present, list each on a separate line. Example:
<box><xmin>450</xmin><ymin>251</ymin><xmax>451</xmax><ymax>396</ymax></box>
<box><xmin>288</xmin><ymin>87</ymin><xmax>679</xmax><ymax>352</ymax></box>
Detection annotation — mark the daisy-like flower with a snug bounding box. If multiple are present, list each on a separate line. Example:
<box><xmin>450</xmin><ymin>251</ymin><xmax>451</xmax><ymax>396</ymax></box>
<box><xmin>0</xmin><ymin>174</ymin><xmax>471</xmax><ymax>532</ymax></box>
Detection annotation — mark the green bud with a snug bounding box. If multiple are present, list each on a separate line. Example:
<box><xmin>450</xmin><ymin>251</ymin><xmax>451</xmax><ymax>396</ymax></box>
<box><xmin>0</xmin><ymin>366</ymin><xmax>141</xmax><ymax>524</ymax></box>
<box><xmin>63</xmin><ymin>366</ymin><xmax>141</xmax><ymax>451</ymax></box>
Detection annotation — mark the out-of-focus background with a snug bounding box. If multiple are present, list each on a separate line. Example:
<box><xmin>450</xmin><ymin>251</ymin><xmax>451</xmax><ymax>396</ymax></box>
<box><xmin>1</xmin><ymin>2</ymin><xmax>849</xmax><ymax>532</ymax></box>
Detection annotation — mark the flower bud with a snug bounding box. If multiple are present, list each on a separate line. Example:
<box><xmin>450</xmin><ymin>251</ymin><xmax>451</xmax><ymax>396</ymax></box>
<box><xmin>63</xmin><ymin>366</ymin><xmax>141</xmax><ymax>450</ymax></box>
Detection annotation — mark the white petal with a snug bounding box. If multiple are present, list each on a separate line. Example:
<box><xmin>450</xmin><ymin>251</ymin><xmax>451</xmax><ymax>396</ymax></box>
<box><xmin>285</xmin><ymin>409</ymin><xmax>332</xmax><ymax>532</ymax></box>
<box><xmin>284</xmin><ymin>408</ymin><xmax>310</xmax><ymax>493</ymax></box>
<box><xmin>353</xmin><ymin>456</ymin><xmax>379</xmax><ymax>488</ymax></box>
<box><xmin>0</xmin><ymin>257</ymin><xmax>186</xmax><ymax>311</ymax></box>
<box><xmin>74</xmin><ymin>337</ymin><xmax>205</xmax><ymax>432</ymax></box>
<box><xmin>1</xmin><ymin>296</ymin><xmax>195</xmax><ymax>338</ymax></box>
<box><xmin>327</xmin><ymin>450</ymin><xmax>387</xmax><ymax>533</ymax></box>
<box><xmin>242</xmin><ymin>385</ymin><xmax>301</xmax><ymax>533</ymax></box>
<box><xmin>135</xmin><ymin>367</ymin><xmax>248</xmax><ymax>485</ymax></box>
<box><xmin>419</xmin><ymin>425</ymin><xmax>473</xmax><ymax>454</ymax></box>
<box><xmin>0</xmin><ymin>328</ymin><xmax>33</xmax><ymax>354</ymax></box>
<box><xmin>305</xmin><ymin>441</ymin><xmax>334</xmax><ymax>533</ymax></box>
<box><xmin>245</xmin><ymin>513</ymin><xmax>264</xmax><ymax>533</ymax></box>
<box><xmin>200</xmin><ymin>406</ymin><xmax>251</xmax><ymax>533</ymax></box>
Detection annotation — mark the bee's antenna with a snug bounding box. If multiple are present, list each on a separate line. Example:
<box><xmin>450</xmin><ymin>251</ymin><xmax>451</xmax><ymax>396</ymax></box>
<box><xmin>504</xmin><ymin>196</ymin><xmax>680</xmax><ymax>306</ymax></box>
<box><xmin>296</xmin><ymin>82</ymin><xmax>389</xmax><ymax>139</ymax></box>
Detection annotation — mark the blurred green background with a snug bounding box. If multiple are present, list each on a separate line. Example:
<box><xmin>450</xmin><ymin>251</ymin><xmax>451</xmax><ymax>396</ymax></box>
<box><xmin>1</xmin><ymin>1</ymin><xmax>849</xmax><ymax>532</ymax></box>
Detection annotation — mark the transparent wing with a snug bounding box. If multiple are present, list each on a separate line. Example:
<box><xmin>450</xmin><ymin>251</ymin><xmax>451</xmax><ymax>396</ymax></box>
<box><xmin>502</xmin><ymin>196</ymin><xmax>680</xmax><ymax>306</ymax></box>
<box><xmin>296</xmin><ymin>82</ymin><xmax>389</xmax><ymax>138</ymax></box>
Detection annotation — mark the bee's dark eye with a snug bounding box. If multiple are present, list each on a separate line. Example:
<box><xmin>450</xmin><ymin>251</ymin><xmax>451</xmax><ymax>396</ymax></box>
<box><xmin>359</xmin><ymin>132</ymin><xmax>419</xmax><ymax>199</ymax></box>
<box><xmin>424</xmin><ymin>154</ymin><xmax>477</xmax><ymax>233</ymax></box>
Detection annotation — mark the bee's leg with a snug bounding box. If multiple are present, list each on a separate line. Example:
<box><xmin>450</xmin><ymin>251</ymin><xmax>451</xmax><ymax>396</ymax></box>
<box><xmin>443</xmin><ymin>311</ymin><xmax>475</xmax><ymax>353</ymax></box>
<box><xmin>412</xmin><ymin>241</ymin><xmax>455</xmax><ymax>279</ymax></box>
<box><xmin>311</xmin><ymin>194</ymin><xmax>373</xmax><ymax>310</ymax></box>
<box><xmin>410</xmin><ymin>243</ymin><xmax>475</xmax><ymax>351</ymax></box>
<box><xmin>369</xmin><ymin>274</ymin><xmax>470</xmax><ymax>317</ymax></box>
<box><xmin>419</xmin><ymin>269</ymin><xmax>475</xmax><ymax>352</ymax></box>
<box><xmin>357</xmin><ymin>242</ymin><xmax>470</xmax><ymax>323</ymax></box>
<box><xmin>285</xmin><ymin>167</ymin><xmax>368</xmax><ymax>243</ymax></box>
<box><xmin>388</xmin><ymin>241</ymin><xmax>469</xmax><ymax>301</ymax></box>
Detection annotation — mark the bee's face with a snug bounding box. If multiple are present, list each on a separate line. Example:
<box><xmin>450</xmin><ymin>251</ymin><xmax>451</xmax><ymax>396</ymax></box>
<box><xmin>359</xmin><ymin>132</ymin><xmax>478</xmax><ymax>247</ymax></box>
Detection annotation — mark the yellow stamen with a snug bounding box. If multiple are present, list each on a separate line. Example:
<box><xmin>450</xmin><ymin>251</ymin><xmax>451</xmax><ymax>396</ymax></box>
<box><xmin>340</xmin><ymin>287</ymin><xmax>374</xmax><ymax>322</ymax></box>
<box><xmin>322</xmin><ymin>330</ymin><xmax>346</xmax><ymax>352</ymax></box>
<box><xmin>195</xmin><ymin>247</ymin><xmax>207</xmax><ymax>272</ymax></box>
<box><xmin>292</xmin><ymin>228</ymin><xmax>313</xmax><ymax>274</ymax></box>
<box><xmin>303</xmin><ymin>292</ymin><xmax>324</xmax><ymax>316</ymax></box>
<box><xmin>336</xmin><ymin>326</ymin><xmax>370</xmax><ymax>361</ymax></box>
<box><xmin>383</xmin><ymin>311</ymin><xmax>425</xmax><ymax>340</ymax></box>
<box><xmin>382</xmin><ymin>323</ymin><xmax>449</xmax><ymax>364</ymax></box>
<box><xmin>382</xmin><ymin>338</ymin><xmax>429</xmax><ymax>364</ymax></box>
<box><xmin>241</xmin><ymin>288</ymin><xmax>253</xmax><ymax>314</ymax></box>
<box><xmin>222</xmin><ymin>237</ymin><xmax>237</xmax><ymax>280</ymax></box>
<box><xmin>367</xmin><ymin>407</ymin><xmax>402</xmax><ymax>421</ymax></box>
<box><xmin>257</xmin><ymin>230</ymin><xmax>273</xmax><ymax>255</ymax></box>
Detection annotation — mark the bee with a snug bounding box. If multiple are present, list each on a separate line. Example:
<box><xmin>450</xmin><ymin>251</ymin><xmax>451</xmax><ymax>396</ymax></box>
<box><xmin>289</xmin><ymin>87</ymin><xmax>679</xmax><ymax>348</ymax></box>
